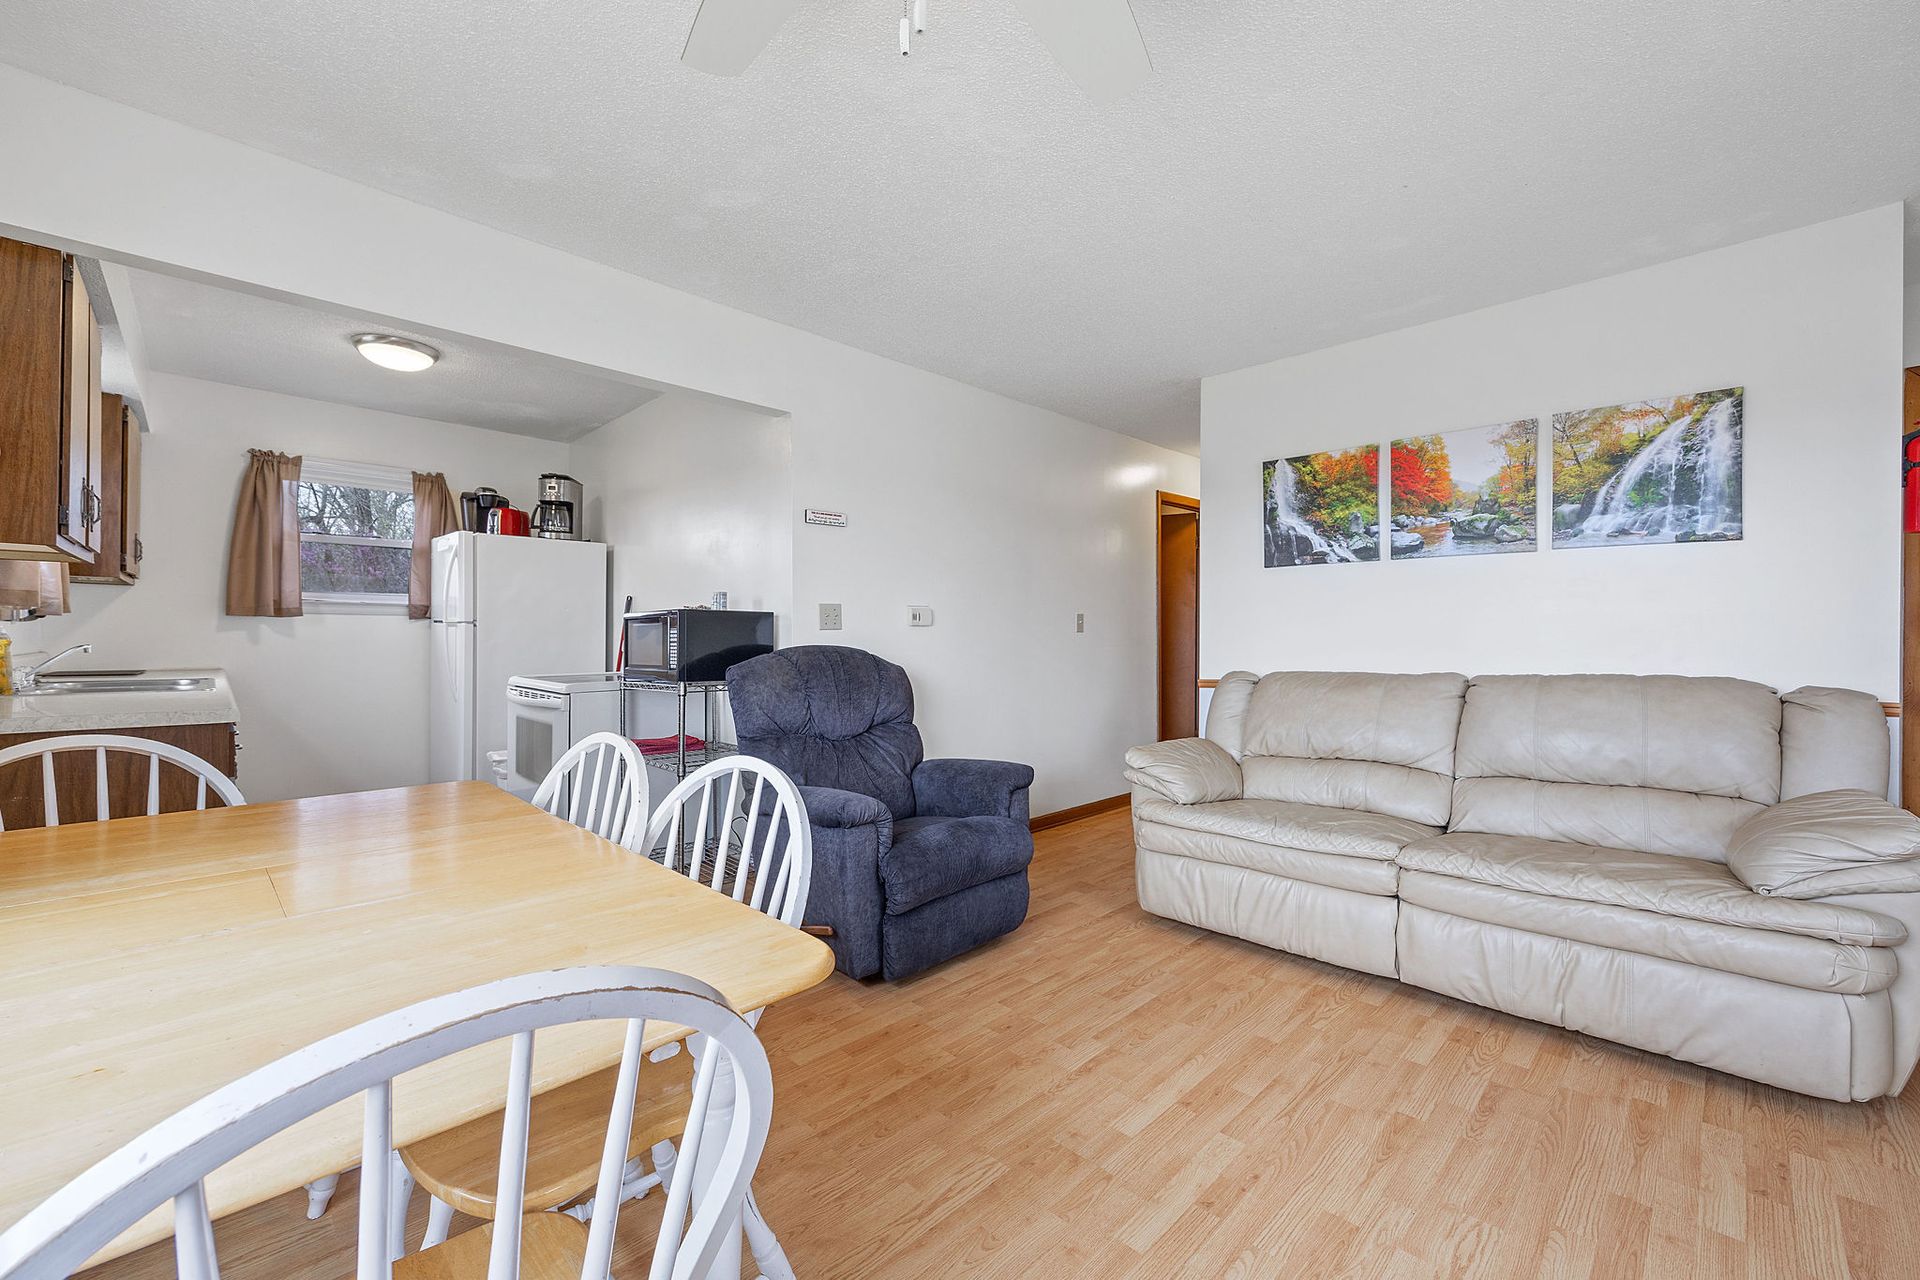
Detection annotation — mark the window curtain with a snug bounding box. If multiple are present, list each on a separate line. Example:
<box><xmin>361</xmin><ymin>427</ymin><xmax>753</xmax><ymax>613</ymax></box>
<box><xmin>225</xmin><ymin>449</ymin><xmax>303</xmax><ymax>617</ymax></box>
<box><xmin>409</xmin><ymin>471</ymin><xmax>460</xmax><ymax>620</ymax></box>
<box><xmin>0</xmin><ymin>560</ymin><xmax>69</xmax><ymax>616</ymax></box>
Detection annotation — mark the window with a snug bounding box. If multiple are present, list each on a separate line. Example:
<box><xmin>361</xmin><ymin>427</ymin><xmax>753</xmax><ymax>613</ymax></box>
<box><xmin>298</xmin><ymin>459</ymin><xmax>414</xmax><ymax>609</ymax></box>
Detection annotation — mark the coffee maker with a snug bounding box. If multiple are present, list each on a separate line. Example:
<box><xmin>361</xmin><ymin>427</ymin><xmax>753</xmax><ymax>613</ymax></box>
<box><xmin>532</xmin><ymin>473</ymin><xmax>584</xmax><ymax>540</ymax></box>
<box><xmin>460</xmin><ymin>487</ymin><xmax>508</xmax><ymax>533</ymax></box>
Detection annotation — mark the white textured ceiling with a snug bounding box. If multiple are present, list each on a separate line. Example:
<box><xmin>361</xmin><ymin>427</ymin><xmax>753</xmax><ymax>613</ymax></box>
<box><xmin>124</xmin><ymin>270</ymin><xmax>659</xmax><ymax>440</ymax></box>
<box><xmin>5</xmin><ymin>1</ymin><xmax>1920</xmax><ymax>452</ymax></box>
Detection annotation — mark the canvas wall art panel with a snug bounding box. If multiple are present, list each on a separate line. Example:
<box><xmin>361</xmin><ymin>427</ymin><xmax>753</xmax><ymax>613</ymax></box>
<box><xmin>1551</xmin><ymin>388</ymin><xmax>1743</xmax><ymax>547</ymax></box>
<box><xmin>1262</xmin><ymin>445</ymin><xmax>1380</xmax><ymax>567</ymax></box>
<box><xmin>1387</xmin><ymin>420</ymin><xmax>1538</xmax><ymax>558</ymax></box>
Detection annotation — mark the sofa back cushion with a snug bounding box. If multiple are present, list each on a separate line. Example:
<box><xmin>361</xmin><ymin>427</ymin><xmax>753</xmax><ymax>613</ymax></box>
<box><xmin>1780</xmin><ymin>686</ymin><xmax>1891</xmax><ymax>799</ymax></box>
<box><xmin>1234</xmin><ymin>671</ymin><xmax>1469</xmax><ymax>827</ymax></box>
<box><xmin>728</xmin><ymin>646</ymin><xmax>925</xmax><ymax>821</ymax></box>
<box><xmin>1450</xmin><ymin>674</ymin><xmax>1781</xmax><ymax>860</ymax></box>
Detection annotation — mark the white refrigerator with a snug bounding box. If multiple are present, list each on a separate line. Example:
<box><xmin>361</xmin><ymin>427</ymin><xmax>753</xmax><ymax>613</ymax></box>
<box><xmin>428</xmin><ymin>532</ymin><xmax>611</xmax><ymax>784</ymax></box>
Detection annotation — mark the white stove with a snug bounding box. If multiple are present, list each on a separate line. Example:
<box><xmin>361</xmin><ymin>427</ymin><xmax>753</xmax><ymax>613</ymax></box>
<box><xmin>502</xmin><ymin>672</ymin><xmax>621</xmax><ymax>798</ymax></box>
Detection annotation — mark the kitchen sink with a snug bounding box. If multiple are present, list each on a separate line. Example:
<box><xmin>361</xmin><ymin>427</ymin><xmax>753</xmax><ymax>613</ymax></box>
<box><xmin>27</xmin><ymin>676</ymin><xmax>215</xmax><ymax>694</ymax></box>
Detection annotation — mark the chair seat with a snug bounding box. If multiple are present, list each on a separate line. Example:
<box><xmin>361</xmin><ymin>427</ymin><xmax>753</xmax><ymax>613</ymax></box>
<box><xmin>394</xmin><ymin>1211</ymin><xmax>589</xmax><ymax>1280</ymax></box>
<box><xmin>1134</xmin><ymin>797</ymin><xmax>1438</xmax><ymax>861</ymax></box>
<box><xmin>1398</xmin><ymin>831</ymin><xmax>1905</xmax><ymax>947</ymax></box>
<box><xmin>399</xmin><ymin>1049</ymin><xmax>695</xmax><ymax>1219</ymax></box>
<box><xmin>881</xmin><ymin>815</ymin><xmax>1033</xmax><ymax>915</ymax></box>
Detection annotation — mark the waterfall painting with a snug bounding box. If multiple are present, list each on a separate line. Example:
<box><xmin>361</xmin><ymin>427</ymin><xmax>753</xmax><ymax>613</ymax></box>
<box><xmin>1551</xmin><ymin>387</ymin><xmax>1743</xmax><ymax>548</ymax></box>
<box><xmin>1387</xmin><ymin>420</ymin><xmax>1538</xmax><ymax>558</ymax></box>
<box><xmin>1262</xmin><ymin>446</ymin><xmax>1380</xmax><ymax>567</ymax></box>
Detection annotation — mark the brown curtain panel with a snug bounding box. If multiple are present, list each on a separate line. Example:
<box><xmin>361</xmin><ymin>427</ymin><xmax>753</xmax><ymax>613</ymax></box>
<box><xmin>410</xmin><ymin>471</ymin><xmax>460</xmax><ymax>620</ymax></box>
<box><xmin>0</xmin><ymin>560</ymin><xmax>69</xmax><ymax>616</ymax></box>
<box><xmin>225</xmin><ymin>450</ymin><xmax>303</xmax><ymax>617</ymax></box>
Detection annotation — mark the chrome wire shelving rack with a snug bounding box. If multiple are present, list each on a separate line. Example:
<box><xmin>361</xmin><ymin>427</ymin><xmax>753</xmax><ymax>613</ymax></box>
<box><xmin>616</xmin><ymin>677</ymin><xmax>738</xmax><ymax>779</ymax></box>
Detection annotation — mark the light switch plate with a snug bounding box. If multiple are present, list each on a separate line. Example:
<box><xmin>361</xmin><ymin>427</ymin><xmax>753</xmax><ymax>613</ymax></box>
<box><xmin>1075</xmin><ymin>612</ymin><xmax>1086</xmax><ymax>633</ymax></box>
<box><xmin>909</xmin><ymin>606</ymin><xmax>934</xmax><ymax>627</ymax></box>
<box><xmin>819</xmin><ymin>603</ymin><xmax>843</xmax><ymax>630</ymax></box>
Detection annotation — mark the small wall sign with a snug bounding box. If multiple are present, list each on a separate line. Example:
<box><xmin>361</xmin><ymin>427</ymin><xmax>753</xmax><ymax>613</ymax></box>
<box><xmin>804</xmin><ymin>509</ymin><xmax>848</xmax><ymax>527</ymax></box>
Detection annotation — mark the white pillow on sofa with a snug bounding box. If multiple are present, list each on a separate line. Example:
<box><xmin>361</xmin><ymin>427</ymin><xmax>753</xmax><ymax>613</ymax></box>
<box><xmin>1727</xmin><ymin>789</ymin><xmax>1920</xmax><ymax>898</ymax></box>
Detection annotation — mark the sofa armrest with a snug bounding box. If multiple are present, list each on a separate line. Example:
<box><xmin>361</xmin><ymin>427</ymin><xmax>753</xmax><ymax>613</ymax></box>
<box><xmin>912</xmin><ymin>758</ymin><xmax>1035</xmax><ymax>822</ymax></box>
<box><xmin>1728</xmin><ymin>789</ymin><xmax>1920</xmax><ymax>898</ymax></box>
<box><xmin>791</xmin><ymin>784</ymin><xmax>893</xmax><ymax>979</ymax></box>
<box><xmin>1123</xmin><ymin>738</ymin><xmax>1242</xmax><ymax>805</ymax></box>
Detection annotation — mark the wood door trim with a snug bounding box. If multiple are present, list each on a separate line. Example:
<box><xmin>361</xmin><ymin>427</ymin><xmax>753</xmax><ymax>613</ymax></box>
<box><xmin>1155</xmin><ymin>493</ymin><xmax>1200</xmax><ymax>740</ymax></box>
<box><xmin>1157</xmin><ymin>490</ymin><xmax>1200</xmax><ymax>511</ymax></box>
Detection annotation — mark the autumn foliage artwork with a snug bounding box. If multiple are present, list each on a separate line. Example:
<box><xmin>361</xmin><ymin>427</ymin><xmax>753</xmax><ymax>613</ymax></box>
<box><xmin>1387</xmin><ymin>421</ymin><xmax>1538</xmax><ymax>558</ymax></box>
<box><xmin>1551</xmin><ymin>388</ymin><xmax>1743</xmax><ymax>547</ymax></box>
<box><xmin>1262</xmin><ymin>445</ymin><xmax>1380</xmax><ymax>567</ymax></box>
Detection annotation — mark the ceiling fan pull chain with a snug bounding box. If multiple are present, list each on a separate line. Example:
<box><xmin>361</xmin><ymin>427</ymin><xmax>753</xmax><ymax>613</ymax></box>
<box><xmin>914</xmin><ymin>0</ymin><xmax>927</xmax><ymax>34</ymax></box>
<box><xmin>900</xmin><ymin>0</ymin><xmax>911</xmax><ymax>55</ymax></box>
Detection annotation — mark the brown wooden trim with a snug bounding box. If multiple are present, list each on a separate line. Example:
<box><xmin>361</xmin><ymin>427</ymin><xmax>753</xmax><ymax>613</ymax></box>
<box><xmin>1156</xmin><ymin>489</ymin><xmax>1200</xmax><ymax>512</ymax></box>
<box><xmin>1031</xmin><ymin>793</ymin><xmax>1128</xmax><ymax>832</ymax></box>
<box><xmin>1202</xmin><ymin>677</ymin><xmax>1897</xmax><ymax>717</ymax></box>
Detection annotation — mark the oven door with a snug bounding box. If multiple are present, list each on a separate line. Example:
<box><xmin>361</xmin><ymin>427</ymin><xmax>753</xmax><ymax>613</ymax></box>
<box><xmin>504</xmin><ymin>688</ymin><xmax>568</xmax><ymax>799</ymax></box>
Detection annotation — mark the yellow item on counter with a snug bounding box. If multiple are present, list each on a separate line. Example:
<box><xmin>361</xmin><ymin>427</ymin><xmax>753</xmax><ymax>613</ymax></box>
<box><xmin>0</xmin><ymin>633</ymin><xmax>12</xmax><ymax>696</ymax></box>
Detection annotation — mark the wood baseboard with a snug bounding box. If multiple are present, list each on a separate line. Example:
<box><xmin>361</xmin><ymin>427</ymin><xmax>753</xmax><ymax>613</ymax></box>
<box><xmin>1030</xmin><ymin>793</ymin><xmax>1128</xmax><ymax>832</ymax></box>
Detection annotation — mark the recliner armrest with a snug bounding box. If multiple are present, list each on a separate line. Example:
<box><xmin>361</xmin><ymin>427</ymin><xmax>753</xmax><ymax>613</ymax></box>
<box><xmin>798</xmin><ymin>784</ymin><xmax>895</xmax><ymax>833</ymax></box>
<box><xmin>911</xmin><ymin>758</ymin><xmax>1035</xmax><ymax>822</ymax></box>
<box><xmin>1728</xmin><ymin>788</ymin><xmax>1920</xmax><ymax>898</ymax></box>
<box><xmin>1123</xmin><ymin>738</ymin><xmax>1242</xmax><ymax>805</ymax></box>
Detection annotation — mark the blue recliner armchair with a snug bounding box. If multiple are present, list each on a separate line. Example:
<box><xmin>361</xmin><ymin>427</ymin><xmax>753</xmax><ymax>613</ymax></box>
<box><xmin>725</xmin><ymin>646</ymin><xmax>1035</xmax><ymax>980</ymax></box>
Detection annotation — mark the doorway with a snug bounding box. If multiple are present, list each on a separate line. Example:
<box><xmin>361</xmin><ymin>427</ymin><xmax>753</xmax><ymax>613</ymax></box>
<box><xmin>1156</xmin><ymin>491</ymin><xmax>1200</xmax><ymax>740</ymax></box>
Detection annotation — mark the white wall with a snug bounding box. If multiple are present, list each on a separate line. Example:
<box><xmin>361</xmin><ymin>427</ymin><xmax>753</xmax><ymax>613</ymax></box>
<box><xmin>0</xmin><ymin>66</ymin><xmax>1199</xmax><ymax>814</ymax></box>
<box><xmin>1202</xmin><ymin>206</ymin><xmax>1904</xmax><ymax>701</ymax></box>
<box><xmin>20</xmin><ymin>373</ymin><xmax>567</xmax><ymax>802</ymax></box>
<box><xmin>571</xmin><ymin>393</ymin><xmax>794</xmax><ymax>634</ymax></box>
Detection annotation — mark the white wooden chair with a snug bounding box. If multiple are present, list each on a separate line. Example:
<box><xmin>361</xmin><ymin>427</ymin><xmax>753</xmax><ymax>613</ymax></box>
<box><xmin>400</xmin><ymin>757</ymin><xmax>812</xmax><ymax>1280</ymax></box>
<box><xmin>0</xmin><ymin>734</ymin><xmax>242</xmax><ymax>830</ymax></box>
<box><xmin>0</xmin><ymin>966</ymin><xmax>773</xmax><ymax>1280</ymax></box>
<box><xmin>531</xmin><ymin>732</ymin><xmax>651</xmax><ymax>850</ymax></box>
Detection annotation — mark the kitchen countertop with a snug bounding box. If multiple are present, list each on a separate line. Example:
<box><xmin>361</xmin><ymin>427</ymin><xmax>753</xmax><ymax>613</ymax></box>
<box><xmin>0</xmin><ymin>668</ymin><xmax>239</xmax><ymax>735</ymax></box>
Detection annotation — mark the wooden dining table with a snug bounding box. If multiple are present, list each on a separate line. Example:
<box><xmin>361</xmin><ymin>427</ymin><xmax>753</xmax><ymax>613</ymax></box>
<box><xmin>0</xmin><ymin>781</ymin><xmax>835</xmax><ymax>1269</ymax></box>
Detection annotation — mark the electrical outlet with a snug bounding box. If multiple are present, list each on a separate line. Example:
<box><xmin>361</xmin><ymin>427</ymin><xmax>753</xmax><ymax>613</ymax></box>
<box><xmin>819</xmin><ymin>602</ymin><xmax>843</xmax><ymax>630</ymax></box>
<box><xmin>1075</xmin><ymin>612</ymin><xmax>1085</xmax><ymax>633</ymax></box>
<box><xmin>909</xmin><ymin>606</ymin><xmax>934</xmax><ymax>627</ymax></box>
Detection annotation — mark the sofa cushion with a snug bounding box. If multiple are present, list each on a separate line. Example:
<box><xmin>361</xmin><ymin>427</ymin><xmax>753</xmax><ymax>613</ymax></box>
<box><xmin>1400</xmin><ymin>869</ymin><xmax>1899</xmax><ymax>995</ymax></box>
<box><xmin>1136</xmin><ymin>797</ymin><xmax>1437</xmax><ymax>861</ymax></box>
<box><xmin>1398</xmin><ymin>831</ymin><xmax>1905</xmax><ymax>947</ymax></box>
<box><xmin>1727</xmin><ymin>789</ymin><xmax>1920</xmax><ymax>899</ymax></box>
<box><xmin>1235</xmin><ymin>671</ymin><xmax>1467</xmax><ymax>826</ymax></box>
<box><xmin>1450</xmin><ymin>674</ymin><xmax>1782</xmax><ymax>859</ymax></box>
<box><xmin>1133</xmin><ymin>812</ymin><xmax>1399</xmax><ymax>896</ymax></box>
<box><xmin>880</xmin><ymin>815</ymin><xmax>1033</xmax><ymax>915</ymax></box>
<box><xmin>1123</xmin><ymin>738</ymin><xmax>1243</xmax><ymax>804</ymax></box>
<box><xmin>1204</xmin><ymin>671</ymin><xmax>1260</xmax><ymax>759</ymax></box>
<box><xmin>1780</xmin><ymin>687</ymin><xmax>1892</xmax><ymax>799</ymax></box>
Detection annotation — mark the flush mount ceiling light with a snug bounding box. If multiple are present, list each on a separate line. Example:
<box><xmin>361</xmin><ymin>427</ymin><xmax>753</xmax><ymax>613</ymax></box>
<box><xmin>351</xmin><ymin>333</ymin><xmax>440</xmax><ymax>373</ymax></box>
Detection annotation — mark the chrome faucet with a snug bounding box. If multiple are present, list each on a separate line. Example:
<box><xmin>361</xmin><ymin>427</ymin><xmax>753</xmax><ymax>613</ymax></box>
<box><xmin>17</xmin><ymin>643</ymin><xmax>92</xmax><ymax>691</ymax></box>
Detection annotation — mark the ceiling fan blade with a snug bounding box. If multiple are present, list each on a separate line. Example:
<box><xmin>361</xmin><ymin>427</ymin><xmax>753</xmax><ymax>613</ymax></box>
<box><xmin>682</xmin><ymin>0</ymin><xmax>808</xmax><ymax>76</ymax></box>
<box><xmin>1012</xmin><ymin>0</ymin><xmax>1152</xmax><ymax>102</ymax></box>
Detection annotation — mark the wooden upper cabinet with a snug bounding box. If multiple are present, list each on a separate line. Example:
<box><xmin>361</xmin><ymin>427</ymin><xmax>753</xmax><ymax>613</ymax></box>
<box><xmin>0</xmin><ymin>238</ymin><xmax>72</xmax><ymax>561</ymax></box>
<box><xmin>0</xmin><ymin>236</ymin><xmax>100</xmax><ymax>561</ymax></box>
<box><xmin>60</xmin><ymin>264</ymin><xmax>102</xmax><ymax>558</ymax></box>
<box><xmin>124</xmin><ymin>402</ymin><xmax>143</xmax><ymax>579</ymax></box>
<box><xmin>73</xmin><ymin>393</ymin><xmax>143</xmax><ymax>585</ymax></box>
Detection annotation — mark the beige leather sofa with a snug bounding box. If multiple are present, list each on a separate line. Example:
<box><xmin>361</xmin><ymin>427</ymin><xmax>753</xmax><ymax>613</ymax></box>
<box><xmin>1125</xmin><ymin>671</ymin><xmax>1920</xmax><ymax>1101</ymax></box>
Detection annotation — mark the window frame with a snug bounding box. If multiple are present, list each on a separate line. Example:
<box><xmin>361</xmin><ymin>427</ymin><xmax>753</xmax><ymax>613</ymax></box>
<box><xmin>297</xmin><ymin>458</ymin><xmax>415</xmax><ymax>613</ymax></box>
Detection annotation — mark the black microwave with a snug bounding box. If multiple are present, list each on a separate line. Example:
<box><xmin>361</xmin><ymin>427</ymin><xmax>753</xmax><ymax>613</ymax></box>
<box><xmin>622</xmin><ymin>609</ymin><xmax>775</xmax><ymax>683</ymax></box>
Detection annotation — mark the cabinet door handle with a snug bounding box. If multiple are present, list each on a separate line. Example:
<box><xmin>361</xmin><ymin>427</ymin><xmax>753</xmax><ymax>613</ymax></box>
<box><xmin>134</xmin><ymin>536</ymin><xmax>144</xmax><ymax>563</ymax></box>
<box><xmin>81</xmin><ymin>484</ymin><xmax>100</xmax><ymax>531</ymax></box>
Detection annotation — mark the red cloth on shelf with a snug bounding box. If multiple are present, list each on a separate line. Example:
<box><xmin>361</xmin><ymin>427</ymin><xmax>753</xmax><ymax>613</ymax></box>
<box><xmin>633</xmin><ymin>734</ymin><xmax>705</xmax><ymax>756</ymax></box>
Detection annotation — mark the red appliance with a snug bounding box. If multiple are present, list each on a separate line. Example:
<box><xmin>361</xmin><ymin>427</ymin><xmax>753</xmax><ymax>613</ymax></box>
<box><xmin>488</xmin><ymin>506</ymin><xmax>531</xmax><ymax>536</ymax></box>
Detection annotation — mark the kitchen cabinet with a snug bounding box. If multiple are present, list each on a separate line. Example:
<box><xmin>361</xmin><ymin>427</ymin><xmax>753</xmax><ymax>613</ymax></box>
<box><xmin>0</xmin><ymin>235</ymin><xmax>101</xmax><ymax>562</ymax></box>
<box><xmin>0</xmin><ymin>721</ymin><xmax>238</xmax><ymax>829</ymax></box>
<box><xmin>72</xmin><ymin>394</ymin><xmax>144</xmax><ymax>584</ymax></box>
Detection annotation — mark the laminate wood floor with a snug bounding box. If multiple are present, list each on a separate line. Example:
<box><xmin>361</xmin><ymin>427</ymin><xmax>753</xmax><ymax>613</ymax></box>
<box><xmin>84</xmin><ymin>809</ymin><xmax>1920</xmax><ymax>1279</ymax></box>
